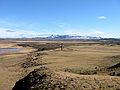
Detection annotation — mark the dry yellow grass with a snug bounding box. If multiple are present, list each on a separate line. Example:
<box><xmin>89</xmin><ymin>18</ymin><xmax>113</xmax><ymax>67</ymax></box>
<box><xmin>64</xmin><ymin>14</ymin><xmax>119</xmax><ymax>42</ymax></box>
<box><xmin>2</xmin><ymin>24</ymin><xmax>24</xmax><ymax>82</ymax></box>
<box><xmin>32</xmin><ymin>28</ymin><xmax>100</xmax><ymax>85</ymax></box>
<box><xmin>42</xmin><ymin>44</ymin><xmax>120</xmax><ymax>73</ymax></box>
<box><xmin>1</xmin><ymin>41</ymin><xmax>120</xmax><ymax>90</ymax></box>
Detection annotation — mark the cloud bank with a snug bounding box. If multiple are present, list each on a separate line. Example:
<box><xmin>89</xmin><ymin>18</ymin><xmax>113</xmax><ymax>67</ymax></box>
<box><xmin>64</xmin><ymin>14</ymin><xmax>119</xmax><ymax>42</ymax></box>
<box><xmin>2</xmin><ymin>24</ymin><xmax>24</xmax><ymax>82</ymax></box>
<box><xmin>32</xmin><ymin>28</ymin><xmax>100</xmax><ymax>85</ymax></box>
<box><xmin>0</xmin><ymin>27</ymin><xmax>106</xmax><ymax>38</ymax></box>
<box><xmin>0</xmin><ymin>28</ymin><xmax>40</xmax><ymax>38</ymax></box>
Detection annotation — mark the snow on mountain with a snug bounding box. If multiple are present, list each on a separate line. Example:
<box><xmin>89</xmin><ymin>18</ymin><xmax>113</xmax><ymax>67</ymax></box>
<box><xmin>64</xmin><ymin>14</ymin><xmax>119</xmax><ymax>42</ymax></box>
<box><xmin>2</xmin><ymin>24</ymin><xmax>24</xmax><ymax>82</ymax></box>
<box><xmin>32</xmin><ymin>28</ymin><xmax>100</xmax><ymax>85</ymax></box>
<box><xmin>47</xmin><ymin>35</ymin><xmax>102</xmax><ymax>40</ymax></box>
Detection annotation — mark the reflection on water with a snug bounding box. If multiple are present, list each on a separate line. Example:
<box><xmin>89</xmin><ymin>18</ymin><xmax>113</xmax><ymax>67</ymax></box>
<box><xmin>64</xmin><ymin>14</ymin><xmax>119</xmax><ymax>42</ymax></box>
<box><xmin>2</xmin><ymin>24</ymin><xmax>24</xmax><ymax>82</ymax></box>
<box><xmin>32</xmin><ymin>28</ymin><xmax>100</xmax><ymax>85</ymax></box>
<box><xmin>0</xmin><ymin>48</ymin><xmax>20</xmax><ymax>54</ymax></box>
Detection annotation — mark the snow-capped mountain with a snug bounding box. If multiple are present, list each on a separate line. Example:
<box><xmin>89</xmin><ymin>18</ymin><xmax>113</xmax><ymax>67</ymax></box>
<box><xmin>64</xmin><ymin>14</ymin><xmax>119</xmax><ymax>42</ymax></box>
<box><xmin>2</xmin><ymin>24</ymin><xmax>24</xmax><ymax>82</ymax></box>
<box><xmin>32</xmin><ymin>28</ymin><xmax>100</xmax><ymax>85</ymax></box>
<box><xmin>47</xmin><ymin>35</ymin><xmax>102</xmax><ymax>40</ymax></box>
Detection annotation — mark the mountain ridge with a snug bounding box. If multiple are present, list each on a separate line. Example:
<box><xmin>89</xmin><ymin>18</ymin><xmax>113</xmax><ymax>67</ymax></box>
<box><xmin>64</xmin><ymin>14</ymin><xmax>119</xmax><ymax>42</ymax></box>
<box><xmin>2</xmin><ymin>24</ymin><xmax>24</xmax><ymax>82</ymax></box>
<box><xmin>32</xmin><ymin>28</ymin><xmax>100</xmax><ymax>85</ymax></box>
<box><xmin>34</xmin><ymin>34</ymin><xmax>102</xmax><ymax>40</ymax></box>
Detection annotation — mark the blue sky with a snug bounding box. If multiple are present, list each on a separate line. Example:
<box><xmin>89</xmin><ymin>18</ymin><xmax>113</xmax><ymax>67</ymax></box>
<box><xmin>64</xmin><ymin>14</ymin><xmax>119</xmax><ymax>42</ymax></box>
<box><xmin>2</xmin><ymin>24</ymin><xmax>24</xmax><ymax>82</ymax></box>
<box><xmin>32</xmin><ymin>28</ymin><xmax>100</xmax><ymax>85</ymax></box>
<box><xmin>0</xmin><ymin>0</ymin><xmax>120</xmax><ymax>38</ymax></box>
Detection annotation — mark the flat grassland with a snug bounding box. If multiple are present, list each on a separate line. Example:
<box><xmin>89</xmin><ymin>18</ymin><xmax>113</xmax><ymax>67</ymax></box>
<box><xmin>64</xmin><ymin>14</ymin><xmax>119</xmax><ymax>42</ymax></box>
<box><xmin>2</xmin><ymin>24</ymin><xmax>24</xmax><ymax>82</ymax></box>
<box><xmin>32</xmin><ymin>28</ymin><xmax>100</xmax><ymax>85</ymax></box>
<box><xmin>42</xmin><ymin>43</ymin><xmax>120</xmax><ymax>75</ymax></box>
<box><xmin>0</xmin><ymin>41</ymin><xmax>120</xmax><ymax>90</ymax></box>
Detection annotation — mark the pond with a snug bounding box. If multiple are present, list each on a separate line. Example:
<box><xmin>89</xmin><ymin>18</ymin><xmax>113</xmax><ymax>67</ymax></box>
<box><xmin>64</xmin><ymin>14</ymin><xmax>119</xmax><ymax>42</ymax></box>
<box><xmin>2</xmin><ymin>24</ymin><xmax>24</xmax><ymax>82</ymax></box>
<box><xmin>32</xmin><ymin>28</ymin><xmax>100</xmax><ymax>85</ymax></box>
<box><xmin>0</xmin><ymin>48</ymin><xmax>20</xmax><ymax>54</ymax></box>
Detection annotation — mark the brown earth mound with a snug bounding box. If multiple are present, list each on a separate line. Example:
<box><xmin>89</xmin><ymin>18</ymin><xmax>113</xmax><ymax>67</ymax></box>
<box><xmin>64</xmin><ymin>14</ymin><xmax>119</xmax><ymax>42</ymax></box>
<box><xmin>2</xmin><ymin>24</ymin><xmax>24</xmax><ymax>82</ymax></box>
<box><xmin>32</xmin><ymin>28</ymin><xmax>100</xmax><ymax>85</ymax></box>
<box><xmin>107</xmin><ymin>62</ymin><xmax>120</xmax><ymax>76</ymax></box>
<box><xmin>12</xmin><ymin>65</ymin><xmax>120</xmax><ymax>90</ymax></box>
<box><xmin>12</xmin><ymin>66</ymin><xmax>77</xmax><ymax>90</ymax></box>
<box><xmin>107</xmin><ymin>62</ymin><xmax>120</xmax><ymax>69</ymax></box>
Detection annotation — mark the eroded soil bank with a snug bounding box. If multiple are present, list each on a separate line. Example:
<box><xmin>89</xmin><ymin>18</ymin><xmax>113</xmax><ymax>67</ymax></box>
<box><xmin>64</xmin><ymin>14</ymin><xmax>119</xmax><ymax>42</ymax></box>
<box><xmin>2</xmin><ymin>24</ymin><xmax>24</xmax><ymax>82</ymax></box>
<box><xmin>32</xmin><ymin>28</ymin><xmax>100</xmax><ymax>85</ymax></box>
<box><xmin>0</xmin><ymin>42</ymin><xmax>35</xmax><ymax>90</ymax></box>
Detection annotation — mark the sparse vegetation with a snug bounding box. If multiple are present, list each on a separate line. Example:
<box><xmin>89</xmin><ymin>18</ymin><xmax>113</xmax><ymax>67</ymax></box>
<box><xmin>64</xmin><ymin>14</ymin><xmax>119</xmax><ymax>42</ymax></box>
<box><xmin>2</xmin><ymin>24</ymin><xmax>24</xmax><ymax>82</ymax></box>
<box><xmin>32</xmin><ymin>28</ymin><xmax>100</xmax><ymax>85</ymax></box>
<box><xmin>0</xmin><ymin>40</ymin><xmax>120</xmax><ymax>90</ymax></box>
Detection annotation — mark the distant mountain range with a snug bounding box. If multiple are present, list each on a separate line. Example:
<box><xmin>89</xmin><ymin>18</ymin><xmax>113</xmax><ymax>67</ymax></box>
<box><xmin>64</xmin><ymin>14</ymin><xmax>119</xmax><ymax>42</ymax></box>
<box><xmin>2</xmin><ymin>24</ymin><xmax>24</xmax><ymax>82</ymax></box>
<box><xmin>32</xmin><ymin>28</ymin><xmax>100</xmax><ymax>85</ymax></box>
<box><xmin>45</xmin><ymin>35</ymin><xmax>102</xmax><ymax>40</ymax></box>
<box><xmin>0</xmin><ymin>34</ymin><xmax>102</xmax><ymax>40</ymax></box>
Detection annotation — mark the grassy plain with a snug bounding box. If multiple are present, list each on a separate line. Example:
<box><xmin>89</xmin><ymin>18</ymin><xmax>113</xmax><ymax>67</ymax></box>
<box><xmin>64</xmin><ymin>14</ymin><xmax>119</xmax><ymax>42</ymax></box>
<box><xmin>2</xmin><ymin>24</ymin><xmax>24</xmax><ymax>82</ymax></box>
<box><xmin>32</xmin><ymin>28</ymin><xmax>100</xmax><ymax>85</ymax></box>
<box><xmin>0</xmin><ymin>40</ymin><xmax>120</xmax><ymax>90</ymax></box>
<box><xmin>42</xmin><ymin>43</ymin><xmax>120</xmax><ymax>75</ymax></box>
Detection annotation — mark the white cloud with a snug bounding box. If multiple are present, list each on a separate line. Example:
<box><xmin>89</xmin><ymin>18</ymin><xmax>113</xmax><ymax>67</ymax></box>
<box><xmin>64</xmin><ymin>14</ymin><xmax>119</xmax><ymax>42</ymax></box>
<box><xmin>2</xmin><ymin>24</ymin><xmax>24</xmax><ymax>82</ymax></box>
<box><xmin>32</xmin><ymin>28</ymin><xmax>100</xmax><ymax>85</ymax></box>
<box><xmin>63</xmin><ymin>29</ymin><xmax>81</xmax><ymax>35</ymax></box>
<box><xmin>97</xmin><ymin>16</ymin><xmax>107</xmax><ymax>20</ymax></box>
<box><xmin>89</xmin><ymin>30</ymin><xmax>106</xmax><ymax>37</ymax></box>
<box><xmin>60</xmin><ymin>28</ymin><xmax>106</xmax><ymax>37</ymax></box>
<box><xmin>91</xmin><ymin>30</ymin><xmax>104</xmax><ymax>35</ymax></box>
<box><xmin>0</xmin><ymin>28</ymin><xmax>40</xmax><ymax>38</ymax></box>
<box><xmin>0</xmin><ymin>27</ymin><xmax>109</xmax><ymax>38</ymax></box>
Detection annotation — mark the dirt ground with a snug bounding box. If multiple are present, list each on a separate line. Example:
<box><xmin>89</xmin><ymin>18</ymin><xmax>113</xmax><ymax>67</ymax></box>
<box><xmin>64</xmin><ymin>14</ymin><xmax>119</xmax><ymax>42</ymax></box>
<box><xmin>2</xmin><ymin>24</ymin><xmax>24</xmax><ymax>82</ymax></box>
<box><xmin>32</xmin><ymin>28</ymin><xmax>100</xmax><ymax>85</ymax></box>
<box><xmin>0</xmin><ymin>42</ymin><xmax>35</xmax><ymax>90</ymax></box>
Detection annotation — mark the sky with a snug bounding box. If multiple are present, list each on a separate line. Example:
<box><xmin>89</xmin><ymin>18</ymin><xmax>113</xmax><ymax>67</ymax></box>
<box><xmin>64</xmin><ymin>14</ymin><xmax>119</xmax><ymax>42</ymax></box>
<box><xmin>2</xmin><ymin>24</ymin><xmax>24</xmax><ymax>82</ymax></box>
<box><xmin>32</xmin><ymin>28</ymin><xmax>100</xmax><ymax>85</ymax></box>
<box><xmin>0</xmin><ymin>0</ymin><xmax>120</xmax><ymax>38</ymax></box>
